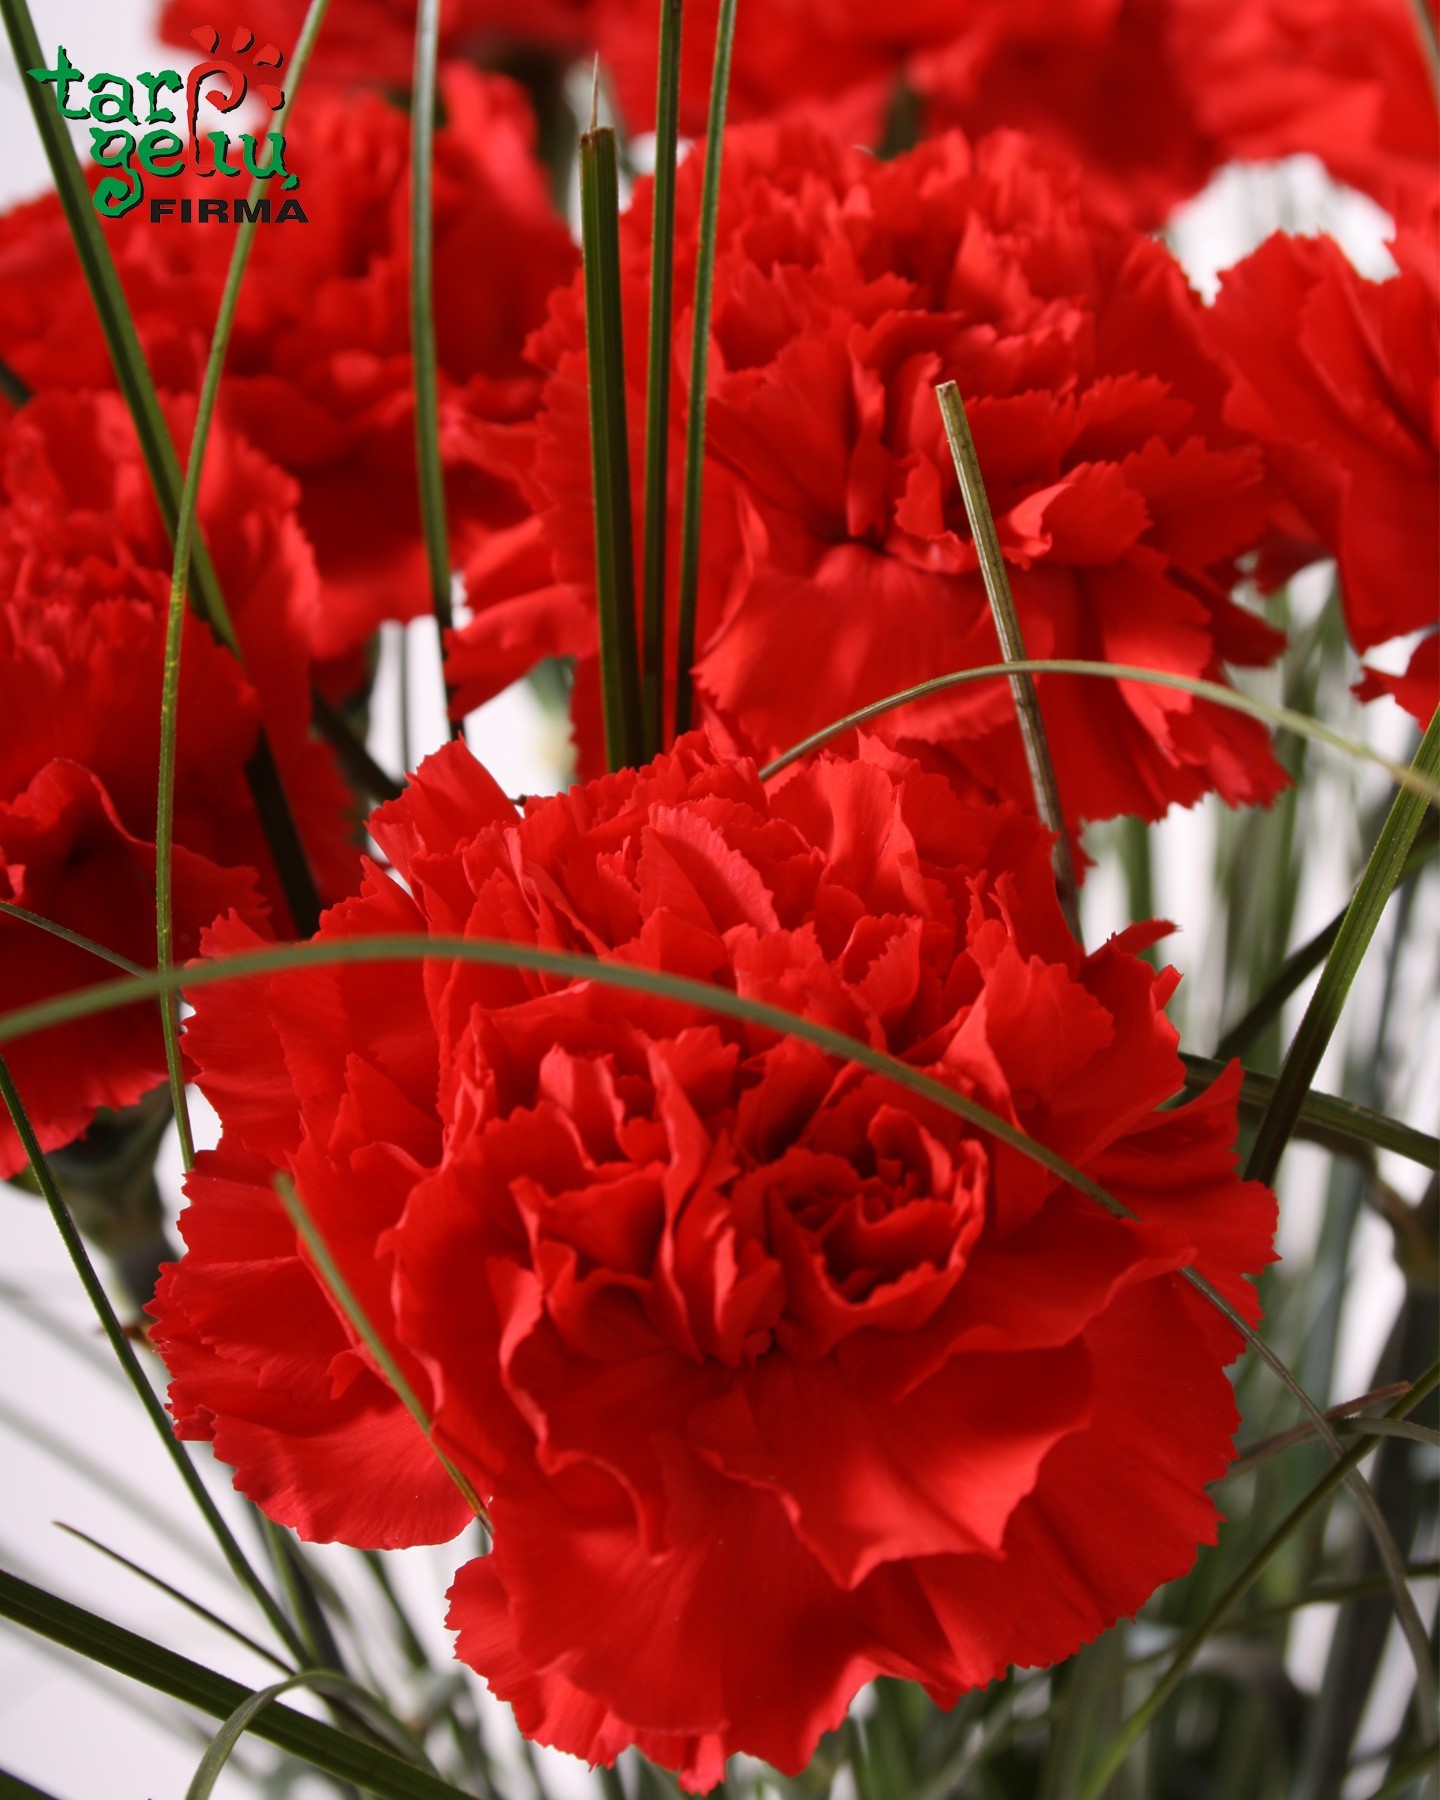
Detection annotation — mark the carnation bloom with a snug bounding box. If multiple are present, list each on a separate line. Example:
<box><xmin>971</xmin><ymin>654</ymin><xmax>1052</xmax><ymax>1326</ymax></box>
<box><xmin>0</xmin><ymin>390</ymin><xmax>356</xmax><ymax>1173</ymax></box>
<box><xmin>0</xmin><ymin>63</ymin><xmax>576</xmax><ymax>672</ymax></box>
<box><xmin>1209</xmin><ymin>229</ymin><xmax>1440</xmax><ymax>726</ymax></box>
<box><xmin>452</xmin><ymin>123</ymin><xmax>1286</xmax><ymax>831</ymax></box>
<box><xmin>151</xmin><ymin>729</ymin><xmax>1276</xmax><ymax>1787</ymax></box>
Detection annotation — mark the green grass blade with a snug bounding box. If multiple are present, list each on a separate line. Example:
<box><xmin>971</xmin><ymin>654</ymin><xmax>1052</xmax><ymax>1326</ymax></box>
<box><xmin>0</xmin><ymin>1055</ymin><xmax>306</xmax><ymax>1666</ymax></box>
<box><xmin>275</xmin><ymin>1175</ymin><xmax>487</xmax><ymax>1524</ymax></box>
<box><xmin>0</xmin><ymin>902</ymin><xmax>146</xmax><ymax>977</ymax></box>
<box><xmin>1078</xmin><ymin>1361</ymin><xmax>1440</xmax><ymax>1800</ymax></box>
<box><xmin>936</xmin><ymin>382</ymin><xmax>1081</xmax><ymax>941</ymax></box>
<box><xmin>640</xmin><ymin>0</ymin><xmax>686</xmax><ymax>758</ymax></box>
<box><xmin>0</xmin><ymin>1570</ymin><xmax>472</xmax><ymax>1800</ymax></box>
<box><xmin>156</xmin><ymin>0</ymin><xmax>334</xmax><ymax>1178</ymax></box>
<box><xmin>1216</xmin><ymin>821</ymin><xmax>1437</xmax><ymax>1061</ymax></box>
<box><xmin>411</xmin><ymin>0</ymin><xmax>457</xmax><ymax>699</ymax></box>
<box><xmin>0</xmin><ymin>0</ymin><xmax>321</xmax><ymax>939</ymax></box>
<box><xmin>310</xmin><ymin>688</ymin><xmax>406</xmax><ymax>803</ymax></box>
<box><xmin>673</xmin><ymin>0</ymin><xmax>738</xmax><ymax>734</ymax></box>
<box><xmin>580</xmin><ymin>114</ymin><xmax>644</xmax><ymax>771</ymax></box>
<box><xmin>757</xmin><ymin>660</ymin><xmax>1440</xmax><ymax>802</ymax></box>
<box><xmin>54</xmin><ymin>1524</ymin><xmax>291</xmax><ymax>1675</ymax></box>
<box><xmin>1246</xmin><ymin>709</ymin><xmax>1439</xmax><ymax>1186</ymax></box>
<box><xmin>1180</xmin><ymin>1053</ymin><xmax>1440</xmax><ymax>1169</ymax></box>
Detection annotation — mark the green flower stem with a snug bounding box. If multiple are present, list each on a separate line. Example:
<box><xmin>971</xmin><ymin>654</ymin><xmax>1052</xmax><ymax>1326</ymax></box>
<box><xmin>579</xmin><ymin>115</ymin><xmax>644</xmax><ymax>772</ymax></box>
<box><xmin>0</xmin><ymin>0</ymin><xmax>321</xmax><ymax>940</ymax></box>
<box><xmin>275</xmin><ymin>1175</ymin><xmax>488</xmax><ymax>1524</ymax></box>
<box><xmin>310</xmin><ymin>687</ymin><xmax>406</xmax><ymax>803</ymax></box>
<box><xmin>673</xmin><ymin>0</ymin><xmax>738</xmax><ymax>734</ymax></box>
<box><xmin>1246</xmin><ymin>708</ymin><xmax>1440</xmax><ymax>1187</ymax></box>
<box><xmin>758</xmin><ymin>660</ymin><xmax>1440</xmax><ymax>803</ymax></box>
<box><xmin>640</xmin><ymin>0</ymin><xmax>685</xmax><ymax>758</ymax></box>
<box><xmin>1180</xmin><ymin>1052</ymin><xmax>1439</xmax><ymax>1170</ymax></box>
<box><xmin>1215</xmin><ymin>820</ymin><xmax>1437</xmax><ymax>1061</ymax></box>
<box><xmin>936</xmin><ymin>381</ymin><xmax>1082</xmax><ymax>942</ymax></box>
<box><xmin>0</xmin><ymin>1571</ymin><xmax>472</xmax><ymax>1800</ymax></box>
<box><xmin>0</xmin><ymin>1057</ymin><xmax>306</xmax><ymax>1667</ymax></box>
<box><xmin>156</xmin><ymin>0</ymin><xmax>333</xmax><ymax>1174</ymax></box>
<box><xmin>411</xmin><ymin>0</ymin><xmax>459</xmax><ymax>741</ymax></box>
<box><xmin>1078</xmin><ymin>1361</ymin><xmax>1440</xmax><ymax>1800</ymax></box>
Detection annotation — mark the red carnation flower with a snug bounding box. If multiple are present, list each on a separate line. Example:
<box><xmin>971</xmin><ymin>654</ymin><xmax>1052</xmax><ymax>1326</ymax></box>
<box><xmin>451</xmin><ymin>123</ymin><xmax>1287</xmax><ymax>833</ymax></box>
<box><xmin>0</xmin><ymin>390</ymin><xmax>357</xmax><ymax>1172</ymax></box>
<box><xmin>151</xmin><ymin>729</ymin><xmax>1275</xmax><ymax>1787</ymax></box>
<box><xmin>1209</xmin><ymin>229</ymin><xmax>1440</xmax><ymax>726</ymax></box>
<box><xmin>0</xmin><ymin>63</ymin><xmax>576</xmax><ymax>673</ymax></box>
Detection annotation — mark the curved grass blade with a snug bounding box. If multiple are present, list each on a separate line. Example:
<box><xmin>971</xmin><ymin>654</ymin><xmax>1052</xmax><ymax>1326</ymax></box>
<box><xmin>0</xmin><ymin>1569</ymin><xmax>471</xmax><ymax>1800</ymax></box>
<box><xmin>757</xmin><ymin>659</ymin><xmax>1440</xmax><ymax>802</ymax></box>
<box><xmin>935</xmin><ymin>382</ymin><xmax>1081</xmax><ymax>941</ymax></box>
<box><xmin>640</xmin><ymin>0</ymin><xmax>685</xmax><ymax>758</ymax></box>
<box><xmin>156</xmin><ymin>0</ymin><xmax>334</xmax><ymax>1176</ymax></box>
<box><xmin>187</xmin><ymin>1669</ymin><xmax>436</xmax><ymax>1799</ymax></box>
<box><xmin>0</xmin><ymin>1056</ymin><xmax>306</xmax><ymax>1666</ymax></box>
<box><xmin>1180</xmin><ymin>1053</ymin><xmax>1440</xmax><ymax>1169</ymax></box>
<box><xmin>1077</xmin><ymin>1360</ymin><xmax>1440</xmax><ymax>1800</ymax></box>
<box><xmin>54</xmin><ymin>1523</ymin><xmax>290</xmax><ymax>1675</ymax></box>
<box><xmin>0</xmin><ymin>0</ymin><xmax>320</xmax><ymax>939</ymax></box>
<box><xmin>673</xmin><ymin>0</ymin><xmax>738</xmax><ymax>733</ymax></box>
<box><xmin>0</xmin><ymin>931</ymin><xmax>1427</xmax><ymax>1667</ymax></box>
<box><xmin>1214</xmin><ymin>821</ymin><xmax>1437</xmax><ymax>1062</ymax></box>
<box><xmin>411</xmin><ymin>0</ymin><xmax>458</xmax><ymax>733</ymax></box>
<box><xmin>0</xmin><ymin>902</ymin><xmax>146</xmax><ymax>977</ymax></box>
<box><xmin>580</xmin><ymin>108</ymin><xmax>644</xmax><ymax>771</ymax></box>
<box><xmin>1228</xmin><ymin>1380</ymin><xmax>1413</xmax><ymax>1479</ymax></box>
<box><xmin>1245</xmin><ymin>709</ymin><xmax>1439</xmax><ymax>1186</ymax></box>
<box><xmin>275</xmin><ymin>1174</ymin><xmax>487</xmax><ymax>1524</ymax></box>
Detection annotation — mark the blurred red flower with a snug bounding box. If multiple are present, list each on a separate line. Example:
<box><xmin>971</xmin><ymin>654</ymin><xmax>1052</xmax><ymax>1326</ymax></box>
<box><xmin>452</xmin><ymin>122</ymin><xmax>1287</xmax><ymax>832</ymax></box>
<box><xmin>1210</xmin><ymin>228</ymin><xmax>1440</xmax><ymax>726</ymax></box>
<box><xmin>0</xmin><ymin>390</ymin><xmax>357</xmax><ymax>1172</ymax></box>
<box><xmin>151</xmin><ymin>729</ymin><xmax>1275</xmax><ymax>1786</ymax></box>
<box><xmin>0</xmin><ymin>63</ymin><xmax>576</xmax><ymax>678</ymax></box>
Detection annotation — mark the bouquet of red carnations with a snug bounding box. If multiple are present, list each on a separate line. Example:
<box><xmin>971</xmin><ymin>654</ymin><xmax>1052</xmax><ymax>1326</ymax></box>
<box><xmin>0</xmin><ymin>1</ymin><xmax>1435</xmax><ymax>1795</ymax></box>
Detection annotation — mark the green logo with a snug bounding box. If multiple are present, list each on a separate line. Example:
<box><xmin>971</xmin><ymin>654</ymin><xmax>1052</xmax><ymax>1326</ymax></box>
<box><xmin>27</xmin><ymin>25</ymin><xmax>306</xmax><ymax>223</ymax></box>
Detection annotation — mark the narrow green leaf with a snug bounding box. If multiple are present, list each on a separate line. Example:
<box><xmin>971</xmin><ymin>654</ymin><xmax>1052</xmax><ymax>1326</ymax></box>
<box><xmin>1228</xmin><ymin>1380</ymin><xmax>1413</xmax><ymax>1480</ymax></box>
<box><xmin>640</xmin><ymin>0</ymin><xmax>686</xmax><ymax>758</ymax></box>
<box><xmin>1077</xmin><ymin>1361</ymin><xmax>1440</xmax><ymax>1800</ymax></box>
<box><xmin>673</xmin><ymin>0</ymin><xmax>738</xmax><ymax>734</ymax></box>
<box><xmin>0</xmin><ymin>901</ymin><xmax>146</xmax><ymax>977</ymax></box>
<box><xmin>0</xmin><ymin>1765</ymin><xmax>60</xmax><ymax>1800</ymax></box>
<box><xmin>1410</xmin><ymin>0</ymin><xmax>1440</xmax><ymax>100</ymax></box>
<box><xmin>187</xmin><ymin>1669</ymin><xmax>435</xmax><ymax>1799</ymax></box>
<box><xmin>935</xmin><ymin>381</ymin><xmax>1081</xmax><ymax>942</ymax></box>
<box><xmin>156</xmin><ymin>0</ymin><xmax>334</xmax><ymax>1177</ymax></box>
<box><xmin>311</xmin><ymin>686</ymin><xmax>406</xmax><ymax>803</ymax></box>
<box><xmin>1215</xmin><ymin>821</ymin><xmax>1436</xmax><ymax>1062</ymax></box>
<box><xmin>0</xmin><ymin>1570</ymin><xmax>472</xmax><ymax>1800</ymax></box>
<box><xmin>757</xmin><ymin>659</ymin><xmax>1440</xmax><ymax>802</ymax></box>
<box><xmin>1180</xmin><ymin>1052</ymin><xmax>1440</xmax><ymax>1170</ymax></box>
<box><xmin>580</xmin><ymin>112</ymin><xmax>644</xmax><ymax>771</ymax></box>
<box><xmin>1372</xmin><ymin>1742</ymin><xmax>1440</xmax><ymax>1800</ymax></box>
<box><xmin>54</xmin><ymin>1523</ymin><xmax>291</xmax><ymax>1674</ymax></box>
<box><xmin>274</xmin><ymin>1174</ymin><xmax>487</xmax><ymax>1524</ymax></box>
<box><xmin>0</xmin><ymin>0</ymin><xmax>321</xmax><ymax>938</ymax></box>
<box><xmin>1247</xmin><ymin>709</ymin><xmax>1439</xmax><ymax>1186</ymax></box>
<box><xmin>0</xmin><ymin>1056</ymin><xmax>306</xmax><ymax>1666</ymax></box>
<box><xmin>412</xmin><ymin>0</ymin><xmax>456</xmax><ymax>683</ymax></box>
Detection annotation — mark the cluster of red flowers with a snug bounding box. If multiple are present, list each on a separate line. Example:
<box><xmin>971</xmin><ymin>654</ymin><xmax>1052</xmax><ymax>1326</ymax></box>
<box><xmin>1</xmin><ymin>0</ymin><xmax>1434</xmax><ymax>1786</ymax></box>
<box><xmin>151</xmin><ymin>731</ymin><xmax>1276</xmax><ymax>1786</ymax></box>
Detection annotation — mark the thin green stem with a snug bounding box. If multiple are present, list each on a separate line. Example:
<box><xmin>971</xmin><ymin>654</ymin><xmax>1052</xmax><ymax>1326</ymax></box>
<box><xmin>935</xmin><ymin>382</ymin><xmax>1081</xmax><ymax>941</ymax></box>
<box><xmin>1410</xmin><ymin>0</ymin><xmax>1440</xmax><ymax>101</ymax></box>
<box><xmin>0</xmin><ymin>902</ymin><xmax>146</xmax><ymax>977</ymax></box>
<box><xmin>0</xmin><ymin>0</ymin><xmax>321</xmax><ymax>938</ymax></box>
<box><xmin>275</xmin><ymin>1175</ymin><xmax>487</xmax><ymax>1523</ymax></box>
<box><xmin>673</xmin><ymin>0</ymin><xmax>738</xmax><ymax>734</ymax></box>
<box><xmin>1180</xmin><ymin>1052</ymin><xmax>1439</xmax><ymax>1169</ymax></box>
<box><xmin>579</xmin><ymin>116</ymin><xmax>644</xmax><ymax>771</ymax></box>
<box><xmin>1246</xmin><ymin>710</ymin><xmax>1440</xmax><ymax>1186</ymax></box>
<box><xmin>310</xmin><ymin>688</ymin><xmax>406</xmax><ymax>804</ymax></box>
<box><xmin>411</xmin><ymin>0</ymin><xmax>460</xmax><ymax>745</ymax></box>
<box><xmin>756</xmin><ymin>659</ymin><xmax>1439</xmax><ymax>802</ymax></box>
<box><xmin>1078</xmin><ymin>1362</ymin><xmax>1440</xmax><ymax>1800</ymax></box>
<box><xmin>0</xmin><ymin>1057</ymin><xmax>306</xmax><ymax>1666</ymax></box>
<box><xmin>640</xmin><ymin>0</ymin><xmax>685</xmax><ymax>758</ymax></box>
<box><xmin>0</xmin><ymin>1571</ymin><xmax>471</xmax><ymax>1800</ymax></box>
<box><xmin>156</xmin><ymin>0</ymin><xmax>333</xmax><ymax>1176</ymax></box>
<box><xmin>1216</xmin><ymin>819</ymin><xmax>1437</xmax><ymax>1062</ymax></box>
